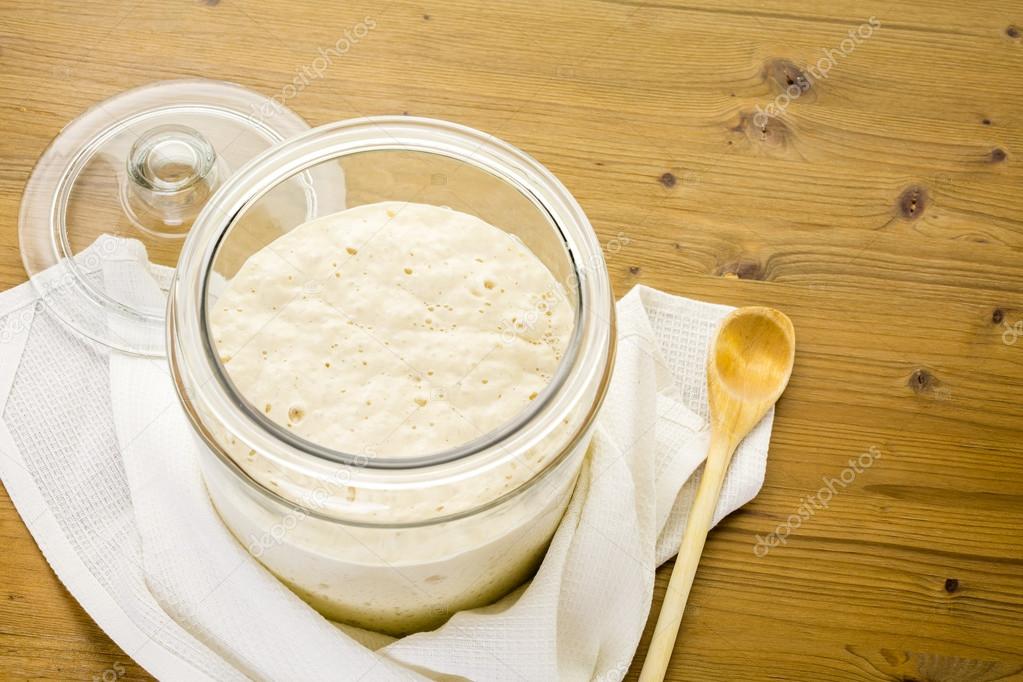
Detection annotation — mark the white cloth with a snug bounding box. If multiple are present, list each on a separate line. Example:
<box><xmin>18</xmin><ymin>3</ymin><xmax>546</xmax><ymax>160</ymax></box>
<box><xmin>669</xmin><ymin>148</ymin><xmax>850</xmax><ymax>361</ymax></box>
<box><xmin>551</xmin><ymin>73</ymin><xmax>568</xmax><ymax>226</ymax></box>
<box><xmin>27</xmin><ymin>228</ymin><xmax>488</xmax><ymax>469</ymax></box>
<box><xmin>0</xmin><ymin>237</ymin><xmax>773</xmax><ymax>681</ymax></box>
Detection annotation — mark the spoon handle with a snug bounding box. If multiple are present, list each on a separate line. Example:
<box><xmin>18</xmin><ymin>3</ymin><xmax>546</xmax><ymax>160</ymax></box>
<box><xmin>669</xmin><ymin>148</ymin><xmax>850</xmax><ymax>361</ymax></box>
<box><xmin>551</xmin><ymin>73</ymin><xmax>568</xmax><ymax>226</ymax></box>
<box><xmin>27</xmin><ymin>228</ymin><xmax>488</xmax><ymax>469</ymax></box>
<box><xmin>638</xmin><ymin>435</ymin><xmax>735</xmax><ymax>682</ymax></box>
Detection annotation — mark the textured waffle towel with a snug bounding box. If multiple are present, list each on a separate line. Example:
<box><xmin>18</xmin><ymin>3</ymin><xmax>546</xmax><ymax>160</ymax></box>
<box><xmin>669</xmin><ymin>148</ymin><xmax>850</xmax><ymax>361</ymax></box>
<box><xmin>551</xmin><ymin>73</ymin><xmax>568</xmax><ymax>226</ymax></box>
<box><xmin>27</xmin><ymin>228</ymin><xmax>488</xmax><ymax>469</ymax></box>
<box><xmin>0</xmin><ymin>237</ymin><xmax>773</xmax><ymax>681</ymax></box>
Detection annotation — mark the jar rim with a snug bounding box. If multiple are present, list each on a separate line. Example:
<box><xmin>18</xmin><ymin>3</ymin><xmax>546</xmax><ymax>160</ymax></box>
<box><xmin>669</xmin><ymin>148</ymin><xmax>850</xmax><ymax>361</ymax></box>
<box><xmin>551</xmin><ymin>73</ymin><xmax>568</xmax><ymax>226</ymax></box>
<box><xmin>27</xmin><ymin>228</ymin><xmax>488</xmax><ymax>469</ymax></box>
<box><xmin>169</xmin><ymin>116</ymin><xmax>614</xmax><ymax>511</ymax></box>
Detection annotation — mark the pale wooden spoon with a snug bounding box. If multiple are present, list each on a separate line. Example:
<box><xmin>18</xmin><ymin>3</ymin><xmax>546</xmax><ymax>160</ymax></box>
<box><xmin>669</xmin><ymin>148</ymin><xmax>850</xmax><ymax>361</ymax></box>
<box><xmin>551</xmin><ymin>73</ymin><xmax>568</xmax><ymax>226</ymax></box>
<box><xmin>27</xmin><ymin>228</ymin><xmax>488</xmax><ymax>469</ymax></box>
<box><xmin>638</xmin><ymin>306</ymin><xmax>795</xmax><ymax>682</ymax></box>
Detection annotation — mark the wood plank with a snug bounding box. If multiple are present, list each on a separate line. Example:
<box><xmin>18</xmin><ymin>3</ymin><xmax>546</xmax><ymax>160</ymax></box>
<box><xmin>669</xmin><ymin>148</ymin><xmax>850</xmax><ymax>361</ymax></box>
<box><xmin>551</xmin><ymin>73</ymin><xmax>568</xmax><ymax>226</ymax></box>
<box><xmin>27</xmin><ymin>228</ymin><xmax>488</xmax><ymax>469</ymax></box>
<box><xmin>0</xmin><ymin>0</ymin><xmax>1021</xmax><ymax>680</ymax></box>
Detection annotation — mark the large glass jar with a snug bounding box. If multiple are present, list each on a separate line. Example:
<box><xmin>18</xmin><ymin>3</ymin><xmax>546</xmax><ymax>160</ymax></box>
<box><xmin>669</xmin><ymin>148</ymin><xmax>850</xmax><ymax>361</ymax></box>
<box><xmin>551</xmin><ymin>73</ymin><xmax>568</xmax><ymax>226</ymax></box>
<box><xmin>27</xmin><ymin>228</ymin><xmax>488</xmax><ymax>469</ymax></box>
<box><xmin>167</xmin><ymin>117</ymin><xmax>615</xmax><ymax>636</ymax></box>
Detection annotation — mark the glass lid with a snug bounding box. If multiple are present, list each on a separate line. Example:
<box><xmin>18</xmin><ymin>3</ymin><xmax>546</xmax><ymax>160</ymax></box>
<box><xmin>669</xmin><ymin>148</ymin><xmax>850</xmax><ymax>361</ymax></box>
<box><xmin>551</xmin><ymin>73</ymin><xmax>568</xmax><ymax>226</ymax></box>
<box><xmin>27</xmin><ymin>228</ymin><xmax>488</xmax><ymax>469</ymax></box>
<box><xmin>18</xmin><ymin>78</ymin><xmax>345</xmax><ymax>357</ymax></box>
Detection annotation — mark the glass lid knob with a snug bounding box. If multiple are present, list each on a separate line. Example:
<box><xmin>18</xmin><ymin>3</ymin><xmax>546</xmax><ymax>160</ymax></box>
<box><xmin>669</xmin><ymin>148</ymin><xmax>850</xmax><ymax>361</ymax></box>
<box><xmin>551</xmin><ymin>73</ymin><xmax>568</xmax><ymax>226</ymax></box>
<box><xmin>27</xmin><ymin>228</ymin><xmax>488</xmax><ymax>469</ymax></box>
<box><xmin>123</xmin><ymin>124</ymin><xmax>222</xmax><ymax>237</ymax></box>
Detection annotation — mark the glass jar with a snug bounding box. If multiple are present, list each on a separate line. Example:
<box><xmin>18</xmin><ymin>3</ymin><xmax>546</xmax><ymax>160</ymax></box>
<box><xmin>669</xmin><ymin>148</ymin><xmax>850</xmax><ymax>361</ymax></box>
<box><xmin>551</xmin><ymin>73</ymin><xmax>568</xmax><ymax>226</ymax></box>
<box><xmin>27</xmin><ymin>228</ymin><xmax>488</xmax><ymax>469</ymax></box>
<box><xmin>167</xmin><ymin>117</ymin><xmax>615</xmax><ymax>636</ymax></box>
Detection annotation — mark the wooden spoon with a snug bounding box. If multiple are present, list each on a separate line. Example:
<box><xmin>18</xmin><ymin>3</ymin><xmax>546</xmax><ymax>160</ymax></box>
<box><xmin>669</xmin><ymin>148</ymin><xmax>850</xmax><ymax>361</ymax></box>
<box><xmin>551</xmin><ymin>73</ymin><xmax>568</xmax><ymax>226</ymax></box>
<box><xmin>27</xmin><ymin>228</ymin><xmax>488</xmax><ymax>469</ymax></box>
<box><xmin>638</xmin><ymin>306</ymin><xmax>795</xmax><ymax>681</ymax></box>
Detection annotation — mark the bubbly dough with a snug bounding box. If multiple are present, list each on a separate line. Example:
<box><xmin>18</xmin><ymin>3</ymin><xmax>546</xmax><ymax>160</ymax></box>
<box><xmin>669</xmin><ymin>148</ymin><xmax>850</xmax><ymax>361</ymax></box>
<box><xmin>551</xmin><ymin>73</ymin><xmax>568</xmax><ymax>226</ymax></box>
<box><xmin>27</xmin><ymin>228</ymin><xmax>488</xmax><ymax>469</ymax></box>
<box><xmin>210</xmin><ymin>201</ymin><xmax>572</xmax><ymax>458</ymax></box>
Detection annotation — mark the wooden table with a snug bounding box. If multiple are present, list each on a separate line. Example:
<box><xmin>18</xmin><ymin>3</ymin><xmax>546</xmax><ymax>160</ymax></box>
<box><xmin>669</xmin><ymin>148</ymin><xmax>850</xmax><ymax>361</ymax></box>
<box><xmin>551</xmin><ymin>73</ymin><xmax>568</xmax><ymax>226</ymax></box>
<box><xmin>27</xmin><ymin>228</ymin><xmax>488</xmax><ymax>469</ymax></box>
<box><xmin>2</xmin><ymin>1</ymin><xmax>1021</xmax><ymax>679</ymax></box>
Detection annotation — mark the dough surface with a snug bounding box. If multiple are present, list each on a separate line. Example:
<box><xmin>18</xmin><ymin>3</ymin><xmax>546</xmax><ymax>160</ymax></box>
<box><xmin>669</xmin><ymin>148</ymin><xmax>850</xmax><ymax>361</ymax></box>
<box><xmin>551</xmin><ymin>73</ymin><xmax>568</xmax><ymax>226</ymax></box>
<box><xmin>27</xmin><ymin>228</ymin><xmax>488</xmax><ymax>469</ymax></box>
<box><xmin>210</xmin><ymin>201</ymin><xmax>572</xmax><ymax>458</ymax></box>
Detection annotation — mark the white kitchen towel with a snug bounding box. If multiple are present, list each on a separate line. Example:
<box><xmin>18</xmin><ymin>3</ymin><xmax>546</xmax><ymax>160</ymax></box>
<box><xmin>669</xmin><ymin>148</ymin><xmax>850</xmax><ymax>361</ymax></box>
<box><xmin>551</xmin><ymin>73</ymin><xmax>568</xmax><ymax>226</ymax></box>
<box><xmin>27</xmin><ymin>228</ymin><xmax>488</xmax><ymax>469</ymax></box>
<box><xmin>0</xmin><ymin>237</ymin><xmax>773</xmax><ymax>681</ymax></box>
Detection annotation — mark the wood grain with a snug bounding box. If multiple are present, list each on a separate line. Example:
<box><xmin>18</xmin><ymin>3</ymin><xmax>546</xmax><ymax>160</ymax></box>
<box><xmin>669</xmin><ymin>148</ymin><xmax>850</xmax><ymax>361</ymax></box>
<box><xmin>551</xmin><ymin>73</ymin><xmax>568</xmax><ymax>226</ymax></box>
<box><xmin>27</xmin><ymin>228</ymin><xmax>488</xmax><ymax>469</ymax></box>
<box><xmin>1</xmin><ymin>0</ymin><xmax>1021</xmax><ymax>680</ymax></box>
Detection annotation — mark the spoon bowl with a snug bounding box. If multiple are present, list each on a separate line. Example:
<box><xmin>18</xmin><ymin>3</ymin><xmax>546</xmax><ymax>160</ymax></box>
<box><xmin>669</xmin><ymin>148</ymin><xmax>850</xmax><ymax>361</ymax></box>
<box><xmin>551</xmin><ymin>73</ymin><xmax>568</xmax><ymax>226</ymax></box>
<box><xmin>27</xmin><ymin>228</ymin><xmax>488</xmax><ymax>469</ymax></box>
<box><xmin>708</xmin><ymin>306</ymin><xmax>795</xmax><ymax>438</ymax></box>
